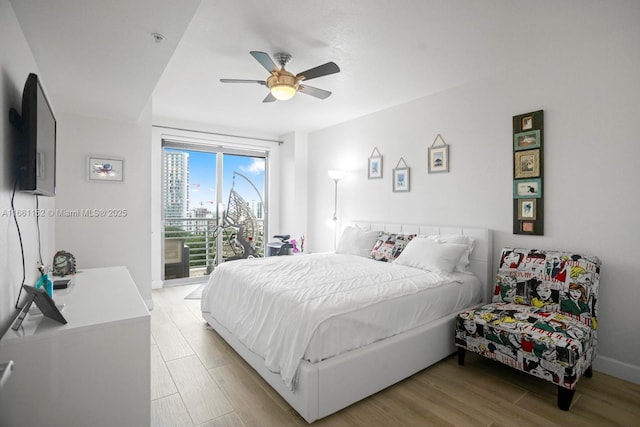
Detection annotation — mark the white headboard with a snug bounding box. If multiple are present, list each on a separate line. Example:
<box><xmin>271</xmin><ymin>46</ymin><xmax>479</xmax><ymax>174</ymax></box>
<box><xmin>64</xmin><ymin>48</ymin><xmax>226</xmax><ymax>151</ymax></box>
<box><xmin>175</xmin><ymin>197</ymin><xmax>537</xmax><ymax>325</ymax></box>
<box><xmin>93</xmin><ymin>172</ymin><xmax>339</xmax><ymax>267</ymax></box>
<box><xmin>346</xmin><ymin>222</ymin><xmax>494</xmax><ymax>303</ymax></box>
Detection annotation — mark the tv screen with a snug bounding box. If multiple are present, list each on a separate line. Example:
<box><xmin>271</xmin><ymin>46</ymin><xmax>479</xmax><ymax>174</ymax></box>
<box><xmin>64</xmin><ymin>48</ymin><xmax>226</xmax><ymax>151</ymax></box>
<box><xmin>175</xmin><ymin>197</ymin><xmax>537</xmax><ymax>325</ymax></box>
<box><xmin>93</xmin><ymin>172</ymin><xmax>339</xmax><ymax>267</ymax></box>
<box><xmin>16</xmin><ymin>73</ymin><xmax>56</xmax><ymax>196</ymax></box>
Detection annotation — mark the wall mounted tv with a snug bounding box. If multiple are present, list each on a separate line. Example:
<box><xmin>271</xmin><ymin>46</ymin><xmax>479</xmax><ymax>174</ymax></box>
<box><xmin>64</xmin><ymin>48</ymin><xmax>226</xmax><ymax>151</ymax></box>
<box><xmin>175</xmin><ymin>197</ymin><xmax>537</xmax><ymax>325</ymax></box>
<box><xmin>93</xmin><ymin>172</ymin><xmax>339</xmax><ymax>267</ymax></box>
<box><xmin>13</xmin><ymin>73</ymin><xmax>57</xmax><ymax>196</ymax></box>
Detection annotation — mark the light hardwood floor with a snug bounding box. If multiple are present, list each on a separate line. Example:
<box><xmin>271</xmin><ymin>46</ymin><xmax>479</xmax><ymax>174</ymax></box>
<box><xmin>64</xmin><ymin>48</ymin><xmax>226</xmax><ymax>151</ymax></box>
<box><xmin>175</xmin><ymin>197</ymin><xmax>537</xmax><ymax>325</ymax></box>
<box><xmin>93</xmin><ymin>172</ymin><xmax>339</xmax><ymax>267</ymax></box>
<box><xmin>151</xmin><ymin>284</ymin><xmax>640</xmax><ymax>426</ymax></box>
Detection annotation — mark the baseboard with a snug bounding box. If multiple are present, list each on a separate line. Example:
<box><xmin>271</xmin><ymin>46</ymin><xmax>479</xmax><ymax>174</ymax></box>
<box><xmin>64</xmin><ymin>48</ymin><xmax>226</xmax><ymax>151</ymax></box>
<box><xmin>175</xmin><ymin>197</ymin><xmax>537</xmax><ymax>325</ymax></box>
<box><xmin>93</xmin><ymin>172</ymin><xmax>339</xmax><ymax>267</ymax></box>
<box><xmin>594</xmin><ymin>355</ymin><xmax>640</xmax><ymax>385</ymax></box>
<box><xmin>152</xmin><ymin>280</ymin><xmax>163</xmax><ymax>290</ymax></box>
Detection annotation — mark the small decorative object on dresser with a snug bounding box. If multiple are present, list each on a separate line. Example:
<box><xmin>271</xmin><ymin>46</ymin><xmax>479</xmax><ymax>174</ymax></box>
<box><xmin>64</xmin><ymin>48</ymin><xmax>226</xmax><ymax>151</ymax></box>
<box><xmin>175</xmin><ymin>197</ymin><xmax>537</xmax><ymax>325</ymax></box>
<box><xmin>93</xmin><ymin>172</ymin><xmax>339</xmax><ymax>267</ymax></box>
<box><xmin>455</xmin><ymin>247</ymin><xmax>601</xmax><ymax>411</ymax></box>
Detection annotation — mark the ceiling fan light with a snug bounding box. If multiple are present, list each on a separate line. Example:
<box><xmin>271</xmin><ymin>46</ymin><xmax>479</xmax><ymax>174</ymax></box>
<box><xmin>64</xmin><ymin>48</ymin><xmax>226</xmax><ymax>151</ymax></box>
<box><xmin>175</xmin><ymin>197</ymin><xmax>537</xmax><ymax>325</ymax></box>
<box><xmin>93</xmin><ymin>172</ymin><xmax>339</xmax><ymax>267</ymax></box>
<box><xmin>270</xmin><ymin>84</ymin><xmax>296</xmax><ymax>101</ymax></box>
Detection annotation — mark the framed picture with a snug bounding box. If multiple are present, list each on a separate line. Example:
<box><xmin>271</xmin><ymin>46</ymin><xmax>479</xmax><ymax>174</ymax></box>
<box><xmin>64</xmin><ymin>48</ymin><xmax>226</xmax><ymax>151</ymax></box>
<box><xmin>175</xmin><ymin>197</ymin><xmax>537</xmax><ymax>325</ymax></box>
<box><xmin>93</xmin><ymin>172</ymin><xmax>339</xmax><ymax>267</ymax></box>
<box><xmin>521</xmin><ymin>221</ymin><xmax>535</xmax><ymax>233</ymax></box>
<box><xmin>514</xmin><ymin>130</ymin><xmax>540</xmax><ymax>151</ymax></box>
<box><xmin>368</xmin><ymin>147</ymin><xmax>383</xmax><ymax>179</ymax></box>
<box><xmin>514</xmin><ymin>149</ymin><xmax>540</xmax><ymax>179</ymax></box>
<box><xmin>428</xmin><ymin>145</ymin><xmax>449</xmax><ymax>173</ymax></box>
<box><xmin>393</xmin><ymin>167</ymin><xmax>410</xmax><ymax>192</ymax></box>
<box><xmin>88</xmin><ymin>156</ymin><xmax>124</xmax><ymax>182</ymax></box>
<box><xmin>514</xmin><ymin>178</ymin><xmax>542</xmax><ymax>198</ymax></box>
<box><xmin>521</xmin><ymin>115</ymin><xmax>533</xmax><ymax>130</ymax></box>
<box><xmin>428</xmin><ymin>134</ymin><xmax>449</xmax><ymax>173</ymax></box>
<box><xmin>518</xmin><ymin>199</ymin><xmax>537</xmax><ymax>220</ymax></box>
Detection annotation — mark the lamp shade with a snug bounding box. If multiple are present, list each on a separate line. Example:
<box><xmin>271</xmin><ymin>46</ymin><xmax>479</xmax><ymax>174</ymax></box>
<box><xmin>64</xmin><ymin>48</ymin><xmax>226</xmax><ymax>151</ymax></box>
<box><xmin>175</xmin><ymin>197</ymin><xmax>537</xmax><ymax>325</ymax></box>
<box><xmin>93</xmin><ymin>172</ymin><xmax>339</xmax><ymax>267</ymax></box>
<box><xmin>328</xmin><ymin>169</ymin><xmax>346</xmax><ymax>180</ymax></box>
<box><xmin>270</xmin><ymin>84</ymin><xmax>296</xmax><ymax>101</ymax></box>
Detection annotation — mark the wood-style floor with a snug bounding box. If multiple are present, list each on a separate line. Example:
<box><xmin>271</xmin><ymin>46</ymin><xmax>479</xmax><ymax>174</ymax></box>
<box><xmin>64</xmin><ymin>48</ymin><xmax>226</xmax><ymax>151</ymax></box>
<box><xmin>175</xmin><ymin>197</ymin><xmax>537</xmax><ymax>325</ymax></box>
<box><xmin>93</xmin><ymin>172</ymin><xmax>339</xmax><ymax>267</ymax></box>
<box><xmin>151</xmin><ymin>284</ymin><xmax>640</xmax><ymax>426</ymax></box>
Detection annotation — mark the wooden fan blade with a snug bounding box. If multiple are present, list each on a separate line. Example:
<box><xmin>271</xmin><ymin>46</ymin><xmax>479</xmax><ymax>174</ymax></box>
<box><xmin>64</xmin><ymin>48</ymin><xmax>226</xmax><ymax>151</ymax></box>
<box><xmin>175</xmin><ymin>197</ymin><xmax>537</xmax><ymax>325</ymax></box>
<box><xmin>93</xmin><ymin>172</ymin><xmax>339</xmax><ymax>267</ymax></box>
<box><xmin>250</xmin><ymin>51</ymin><xmax>279</xmax><ymax>73</ymax></box>
<box><xmin>296</xmin><ymin>62</ymin><xmax>340</xmax><ymax>81</ymax></box>
<box><xmin>298</xmin><ymin>84</ymin><xmax>331</xmax><ymax>99</ymax></box>
<box><xmin>220</xmin><ymin>79</ymin><xmax>267</xmax><ymax>86</ymax></box>
<box><xmin>262</xmin><ymin>92</ymin><xmax>277</xmax><ymax>103</ymax></box>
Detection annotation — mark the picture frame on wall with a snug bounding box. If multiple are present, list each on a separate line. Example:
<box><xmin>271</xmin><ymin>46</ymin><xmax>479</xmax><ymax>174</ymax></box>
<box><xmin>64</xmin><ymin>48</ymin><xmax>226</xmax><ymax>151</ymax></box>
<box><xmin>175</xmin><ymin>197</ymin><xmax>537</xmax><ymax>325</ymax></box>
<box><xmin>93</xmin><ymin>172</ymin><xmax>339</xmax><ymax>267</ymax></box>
<box><xmin>521</xmin><ymin>115</ymin><xmax>534</xmax><ymax>130</ymax></box>
<box><xmin>514</xmin><ymin>130</ymin><xmax>540</xmax><ymax>151</ymax></box>
<box><xmin>392</xmin><ymin>157</ymin><xmax>410</xmax><ymax>192</ymax></box>
<box><xmin>514</xmin><ymin>149</ymin><xmax>540</xmax><ymax>179</ymax></box>
<box><xmin>514</xmin><ymin>178</ymin><xmax>542</xmax><ymax>198</ymax></box>
<box><xmin>518</xmin><ymin>199</ymin><xmax>537</xmax><ymax>220</ymax></box>
<box><xmin>88</xmin><ymin>156</ymin><xmax>124</xmax><ymax>182</ymax></box>
<box><xmin>521</xmin><ymin>221</ymin><xmax>535</xmax><ymax>233</ymax></box>
<box><xmin>428</xmin><ymin>134</ymin><xmax>449</xmax><ymax>173</ymax></box>
<box><xmin>368</xmin><ymin>147</ymin><xmax>383</xmax><ymax>179</ymax></box>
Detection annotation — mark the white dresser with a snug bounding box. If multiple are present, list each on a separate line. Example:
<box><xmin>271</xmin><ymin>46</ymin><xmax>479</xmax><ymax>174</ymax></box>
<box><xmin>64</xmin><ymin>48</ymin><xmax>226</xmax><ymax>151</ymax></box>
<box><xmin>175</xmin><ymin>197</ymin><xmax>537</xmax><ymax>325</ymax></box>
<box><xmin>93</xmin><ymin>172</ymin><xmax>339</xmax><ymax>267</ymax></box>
<box><xmin>0</xmin><ymin>266</ymin><xmax>150</xmax><ymax>427</ymax></box>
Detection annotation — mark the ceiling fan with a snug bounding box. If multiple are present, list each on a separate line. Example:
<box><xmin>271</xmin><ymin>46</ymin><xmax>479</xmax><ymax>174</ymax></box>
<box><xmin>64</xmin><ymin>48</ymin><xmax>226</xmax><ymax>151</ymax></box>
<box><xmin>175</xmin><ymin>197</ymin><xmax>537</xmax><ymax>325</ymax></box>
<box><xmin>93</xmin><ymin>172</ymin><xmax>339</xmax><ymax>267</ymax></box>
<box><xmin>220</xmin><ymin>51</ymin><xmax>340</xmax><ymax>103</ymax></box>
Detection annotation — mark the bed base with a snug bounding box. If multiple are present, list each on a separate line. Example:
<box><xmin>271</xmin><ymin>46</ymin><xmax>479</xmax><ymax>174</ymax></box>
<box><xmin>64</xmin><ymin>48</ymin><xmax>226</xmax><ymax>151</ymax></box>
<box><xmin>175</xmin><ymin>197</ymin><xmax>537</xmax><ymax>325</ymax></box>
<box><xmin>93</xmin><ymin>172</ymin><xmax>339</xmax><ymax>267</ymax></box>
<box><xmin>203</xmin><ymin>310</ymin><xmax>457</xmax><ymax>423</ymax></box>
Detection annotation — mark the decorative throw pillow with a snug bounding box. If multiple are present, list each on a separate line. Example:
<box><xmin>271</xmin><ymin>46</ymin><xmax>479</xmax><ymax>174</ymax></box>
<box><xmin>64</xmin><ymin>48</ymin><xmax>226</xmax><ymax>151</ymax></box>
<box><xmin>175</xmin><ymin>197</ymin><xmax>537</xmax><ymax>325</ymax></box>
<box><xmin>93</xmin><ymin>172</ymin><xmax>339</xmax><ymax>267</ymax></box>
<box><xmin>394</xmin><ymin>238</ymin><xmax>468</xmax><ymax>273</ymax></box>
<box><xmin>336</xmin><ymin>226</ymin><xmax>381</xmax><ymax>257</ymax></box>
<box><xmin>369</xmin><ymin>232</ymin><xmax>416</xmax><ymax>262</ymax></box>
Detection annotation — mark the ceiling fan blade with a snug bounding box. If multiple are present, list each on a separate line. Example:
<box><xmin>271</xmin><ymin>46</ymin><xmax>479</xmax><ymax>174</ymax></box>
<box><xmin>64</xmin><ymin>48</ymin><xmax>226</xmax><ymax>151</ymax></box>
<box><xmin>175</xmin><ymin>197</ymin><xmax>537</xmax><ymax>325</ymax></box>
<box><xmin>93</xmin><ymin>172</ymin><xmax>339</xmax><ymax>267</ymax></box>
<box><xmin>296</xmin><ymin>62</ymin><xmax>340</xmax><ymax>81</ymax></box>
<box><xmin>298</xmin><ymin>84</ymin><xmax>332</xmax><ymax>99</ymax></box>
<box><xmin>250</xmin><ymin>51</ymin><xmax>279</xmax><ymax>73</ymax></box>
<box><xmin>220</xmin><ymin>79</ymin><xmax>267</xmax><ymax>86</ymax></box>
<box><xmin>262</xmin><ymin>92</ymin><xmax>276</xmax><ymax>103</ymax></box>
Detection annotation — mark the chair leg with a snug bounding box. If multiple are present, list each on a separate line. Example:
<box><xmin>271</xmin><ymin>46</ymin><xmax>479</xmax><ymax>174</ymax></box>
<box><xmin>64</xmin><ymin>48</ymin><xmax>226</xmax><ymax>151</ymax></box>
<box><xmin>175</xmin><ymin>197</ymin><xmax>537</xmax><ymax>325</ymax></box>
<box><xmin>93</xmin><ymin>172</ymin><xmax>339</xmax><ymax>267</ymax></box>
<box><xmin>557</xmin><ymin>386</ymin><xmax>575</xmax><ymax>410</ymax></box>
<box><xmin>457</xmin><ymin>347</ymin><xmax>465</xmax><ymax>366</ymax></box>
<box><xmin>585</xmin><ymin>365</ymin><xmax>593</xmax><ymax>378</ymax></box>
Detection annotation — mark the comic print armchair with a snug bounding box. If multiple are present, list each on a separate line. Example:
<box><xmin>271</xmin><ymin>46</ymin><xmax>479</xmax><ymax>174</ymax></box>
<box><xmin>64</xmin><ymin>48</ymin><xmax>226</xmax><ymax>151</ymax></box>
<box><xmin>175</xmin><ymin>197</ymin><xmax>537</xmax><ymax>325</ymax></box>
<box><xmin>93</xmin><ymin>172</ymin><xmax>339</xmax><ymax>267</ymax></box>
<box><xmin>455</xmin><ymin>248</ymin><xmax>601</xmax><ymax>410</ymax></box>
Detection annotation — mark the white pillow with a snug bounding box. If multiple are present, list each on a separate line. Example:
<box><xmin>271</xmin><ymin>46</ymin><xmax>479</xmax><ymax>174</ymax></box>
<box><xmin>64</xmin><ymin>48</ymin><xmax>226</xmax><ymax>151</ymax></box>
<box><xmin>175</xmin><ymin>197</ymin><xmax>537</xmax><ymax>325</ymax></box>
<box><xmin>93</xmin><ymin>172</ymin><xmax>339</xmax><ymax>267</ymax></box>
<box><xmin>393</xmin><ymin>237</ymin><xmax>468</xmax><ymax>273</ymax></box>
<box><xmin>425</xmin><ymin>234</ymin><xmax>476</xmax><ymax>272</ymax></box>
<box><xmin>336</xmin><ymin>226</ymin><xmax>381</xmax><ymax>257</ymax></box>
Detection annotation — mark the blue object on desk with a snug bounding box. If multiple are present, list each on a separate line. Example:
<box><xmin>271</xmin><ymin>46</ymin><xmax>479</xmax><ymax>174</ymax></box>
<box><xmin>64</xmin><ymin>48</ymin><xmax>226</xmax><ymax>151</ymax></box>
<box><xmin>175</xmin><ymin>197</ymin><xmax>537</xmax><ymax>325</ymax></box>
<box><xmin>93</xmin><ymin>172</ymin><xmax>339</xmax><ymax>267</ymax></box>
<box><xmin>36</xmin><ymin>274</ymin><xmax>53</xmax><ymax>297</ymax></box>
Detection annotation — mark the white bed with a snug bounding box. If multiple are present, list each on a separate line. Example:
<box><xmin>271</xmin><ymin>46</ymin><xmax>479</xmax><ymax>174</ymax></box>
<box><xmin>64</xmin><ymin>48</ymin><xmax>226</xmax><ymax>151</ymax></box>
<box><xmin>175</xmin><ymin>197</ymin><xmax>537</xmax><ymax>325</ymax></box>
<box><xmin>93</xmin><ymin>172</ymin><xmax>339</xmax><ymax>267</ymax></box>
<box><xmin>201</xmin><ymin>222</ymin><xmax>492</xmax><ymax>423</ymax></box>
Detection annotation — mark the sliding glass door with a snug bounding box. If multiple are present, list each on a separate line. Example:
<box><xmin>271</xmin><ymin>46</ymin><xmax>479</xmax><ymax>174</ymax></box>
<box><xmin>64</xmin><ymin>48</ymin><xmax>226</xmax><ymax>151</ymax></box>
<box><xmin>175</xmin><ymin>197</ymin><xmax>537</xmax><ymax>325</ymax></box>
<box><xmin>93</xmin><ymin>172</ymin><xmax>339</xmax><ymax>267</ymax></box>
<box><xmin>162</xmin><ymin>143</ymin><xmax>267</xmax><ymax>283</ymax></box>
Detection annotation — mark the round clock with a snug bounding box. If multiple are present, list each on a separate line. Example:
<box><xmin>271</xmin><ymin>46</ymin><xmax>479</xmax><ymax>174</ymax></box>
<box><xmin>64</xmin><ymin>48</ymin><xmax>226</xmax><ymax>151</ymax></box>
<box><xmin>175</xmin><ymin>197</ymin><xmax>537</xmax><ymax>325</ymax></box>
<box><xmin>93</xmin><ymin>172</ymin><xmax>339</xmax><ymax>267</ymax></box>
<box><xmin>52</xmin><ymin>250</ymin><xmax>77</xmax><ymax>277</ymax></box>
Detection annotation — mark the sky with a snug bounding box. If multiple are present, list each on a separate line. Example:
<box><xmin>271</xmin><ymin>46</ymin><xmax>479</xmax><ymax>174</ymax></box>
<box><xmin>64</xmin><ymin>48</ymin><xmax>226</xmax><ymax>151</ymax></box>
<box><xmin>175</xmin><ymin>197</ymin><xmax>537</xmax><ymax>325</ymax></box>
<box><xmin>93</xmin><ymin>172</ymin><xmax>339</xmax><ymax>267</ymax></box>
<box><xmin>165</xmin><ymin>148</ymin><xmax>265</xmax><ymax>211</ymax></box>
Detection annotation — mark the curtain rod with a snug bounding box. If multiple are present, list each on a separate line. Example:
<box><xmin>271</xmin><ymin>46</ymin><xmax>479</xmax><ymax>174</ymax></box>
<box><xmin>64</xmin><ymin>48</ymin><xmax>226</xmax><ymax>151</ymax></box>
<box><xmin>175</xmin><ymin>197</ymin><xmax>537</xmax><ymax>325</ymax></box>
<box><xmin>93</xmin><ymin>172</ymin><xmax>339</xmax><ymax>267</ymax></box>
<box><xmin>152</xmin><ymin>124</ymin><xmax>283</xmax><ymax>144</ymax></box>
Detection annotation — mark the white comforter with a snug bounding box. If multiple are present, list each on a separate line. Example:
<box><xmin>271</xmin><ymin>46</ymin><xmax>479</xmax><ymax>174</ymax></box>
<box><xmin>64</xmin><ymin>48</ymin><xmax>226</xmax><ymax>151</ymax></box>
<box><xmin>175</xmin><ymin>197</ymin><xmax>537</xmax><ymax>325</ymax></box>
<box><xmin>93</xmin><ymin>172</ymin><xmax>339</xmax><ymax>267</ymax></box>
<box><xmin>201</xmin><ymin>253</ymin><xmax>462</xmax><ymax>389</ymax></box>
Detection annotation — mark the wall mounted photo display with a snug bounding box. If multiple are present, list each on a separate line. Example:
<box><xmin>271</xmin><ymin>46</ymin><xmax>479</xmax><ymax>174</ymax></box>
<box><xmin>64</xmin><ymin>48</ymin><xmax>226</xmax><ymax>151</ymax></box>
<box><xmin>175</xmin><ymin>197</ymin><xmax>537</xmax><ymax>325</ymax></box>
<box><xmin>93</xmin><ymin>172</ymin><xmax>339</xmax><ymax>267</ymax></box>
<box><xmin>88</xmin><ymin>156</ymin><xmax>124</xmax><ymax>182</ymax></box>
<box><xmin>368</xmin><ymin>147</ymin><xmax>383</xmax><ymax>179</ymax></box>
<box><xmin>513</xmin><ymin>109</ymin><xmax>543</xmax><ymax>235</ymax></box>
<box><xmin>514</xmin><ymin>149</ymin><xmax>540</xmax><ymax>179</ymax></box>
<box><xmin>428</xmin><ymin>134</ymin><xmax>449</xmax><ymax>173</ymax></box>
<box><xmin>514</xmin><ymin>129</ymin><xmax>540</xmax><ymax>151</ymax></box>
<box><xmin>514</xmin><ymin>178</ymin><xmax>542</xmax><ymax>198</ymax></box>
<box><xmin>518</xmin><ymin>199</ymin><xmax>537</xmax><ymax>220</ymax></box>
<box><xmin>393</xmin><ymin>157</ymin><xmax>410</xmax><ymax>192</ymax></box>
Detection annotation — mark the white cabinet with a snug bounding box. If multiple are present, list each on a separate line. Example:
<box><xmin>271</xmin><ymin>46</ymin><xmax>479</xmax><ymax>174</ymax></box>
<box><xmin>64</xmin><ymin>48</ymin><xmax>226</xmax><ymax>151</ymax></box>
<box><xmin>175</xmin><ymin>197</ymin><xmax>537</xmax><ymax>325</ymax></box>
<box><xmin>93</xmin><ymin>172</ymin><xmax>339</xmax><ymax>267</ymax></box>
<box><xmin>0</xmin><ymin>267</ymin><xmax>150</xmax><ymax>427</ymax></box>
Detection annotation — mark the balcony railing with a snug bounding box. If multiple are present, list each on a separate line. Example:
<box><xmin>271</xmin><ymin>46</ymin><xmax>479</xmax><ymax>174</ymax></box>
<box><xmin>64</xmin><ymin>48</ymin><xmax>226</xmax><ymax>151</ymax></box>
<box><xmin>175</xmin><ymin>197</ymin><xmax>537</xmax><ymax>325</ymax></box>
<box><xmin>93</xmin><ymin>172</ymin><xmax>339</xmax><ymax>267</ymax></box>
<box><xmin>164</xmin><ymin>217</ymin><xmax>265</xmax><ymax>280</ymax></box>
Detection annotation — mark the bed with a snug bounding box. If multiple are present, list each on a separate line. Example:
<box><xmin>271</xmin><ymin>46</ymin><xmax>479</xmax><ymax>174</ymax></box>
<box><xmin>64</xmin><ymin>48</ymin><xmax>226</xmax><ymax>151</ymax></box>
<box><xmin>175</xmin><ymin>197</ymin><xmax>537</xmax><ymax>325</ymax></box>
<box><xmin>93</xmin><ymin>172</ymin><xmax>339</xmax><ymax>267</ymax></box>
<box><xmin>201</xmin><ymin>222</ymin><xmax>492</xmax><ymax>423</ymax></box>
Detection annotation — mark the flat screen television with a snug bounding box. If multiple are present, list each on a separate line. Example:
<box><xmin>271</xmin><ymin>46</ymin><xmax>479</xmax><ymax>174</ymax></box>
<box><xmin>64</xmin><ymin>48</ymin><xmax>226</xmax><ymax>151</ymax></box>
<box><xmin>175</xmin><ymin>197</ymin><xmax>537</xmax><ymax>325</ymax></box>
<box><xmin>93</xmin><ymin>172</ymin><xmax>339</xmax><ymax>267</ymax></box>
<box><xmin>15</xmin><ymin>73</ymin><xmax>57</xmax><ymax>196</ymax></box>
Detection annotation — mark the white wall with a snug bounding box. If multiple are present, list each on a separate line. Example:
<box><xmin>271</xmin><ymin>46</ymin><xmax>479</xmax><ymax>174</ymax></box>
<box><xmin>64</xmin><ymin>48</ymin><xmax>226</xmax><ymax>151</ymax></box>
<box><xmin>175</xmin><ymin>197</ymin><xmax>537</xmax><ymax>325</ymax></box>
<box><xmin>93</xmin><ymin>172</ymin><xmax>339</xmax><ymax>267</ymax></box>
<box><xmin>0</xmin><ymin>0</ymin><xmax>55</xmax><ymax>335</ymax></box>
<box><xmin>307</xmin><ymin>23</ymin><xmax>640</xmax><ymax>383</ymax></box>
<box><xmin>279</xmin><ymin>131</ymin><xmax>308</xmax><ymax>244</ymax></box>
<box><xmin>55</xmin><ymin>107</ymin><xmax>152</xmax><ymax>305</ymax></box>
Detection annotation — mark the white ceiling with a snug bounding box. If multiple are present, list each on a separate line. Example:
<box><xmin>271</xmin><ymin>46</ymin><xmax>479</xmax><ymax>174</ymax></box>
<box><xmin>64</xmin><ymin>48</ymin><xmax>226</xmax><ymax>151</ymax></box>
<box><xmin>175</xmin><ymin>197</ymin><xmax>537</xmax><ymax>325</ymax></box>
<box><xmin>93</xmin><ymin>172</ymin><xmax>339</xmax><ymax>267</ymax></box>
<box><xmin>11</xmin><ymin>0</ymin><xmax>640</xmax><ymax>138</ymax></box>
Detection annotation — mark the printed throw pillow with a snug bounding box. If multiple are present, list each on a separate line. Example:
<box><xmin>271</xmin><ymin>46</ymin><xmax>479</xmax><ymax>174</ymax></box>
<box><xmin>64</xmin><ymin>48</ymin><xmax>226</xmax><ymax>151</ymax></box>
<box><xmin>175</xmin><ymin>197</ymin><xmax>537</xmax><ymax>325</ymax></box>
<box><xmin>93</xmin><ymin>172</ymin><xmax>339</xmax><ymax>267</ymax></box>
<box><xmin>369</xmin><ymin>232</ymin><xmax>416</xmax><ymax>262</ymax></box>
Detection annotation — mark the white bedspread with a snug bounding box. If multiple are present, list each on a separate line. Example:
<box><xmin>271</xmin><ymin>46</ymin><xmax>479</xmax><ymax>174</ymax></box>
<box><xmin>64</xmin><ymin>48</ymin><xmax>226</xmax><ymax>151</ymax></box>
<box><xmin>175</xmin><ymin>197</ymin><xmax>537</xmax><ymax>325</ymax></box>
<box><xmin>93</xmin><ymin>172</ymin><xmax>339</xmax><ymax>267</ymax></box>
<box><xmin>201</xmin><ymin>253</ymin><xmax>467</xmax><ymax>389</ymax></box>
